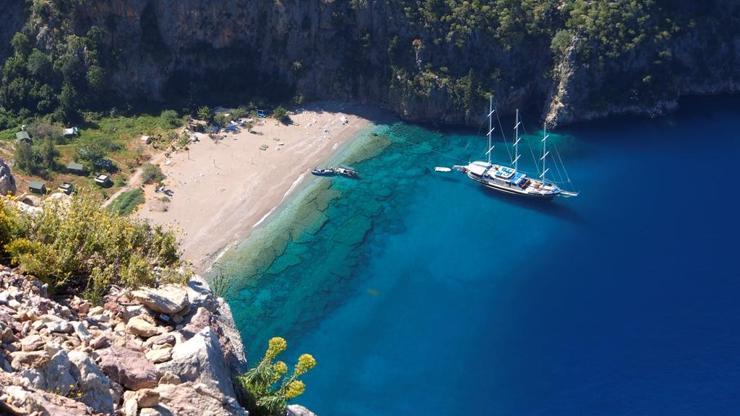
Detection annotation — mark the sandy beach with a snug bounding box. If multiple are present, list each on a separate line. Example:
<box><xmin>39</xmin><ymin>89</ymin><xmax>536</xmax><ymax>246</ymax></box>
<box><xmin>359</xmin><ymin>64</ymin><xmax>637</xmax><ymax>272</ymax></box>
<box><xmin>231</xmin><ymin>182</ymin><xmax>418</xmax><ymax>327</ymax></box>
<box><xmin>137</xmin><ymin>102</ymin><xmax>379</xmax><ymax>271</ymax></box>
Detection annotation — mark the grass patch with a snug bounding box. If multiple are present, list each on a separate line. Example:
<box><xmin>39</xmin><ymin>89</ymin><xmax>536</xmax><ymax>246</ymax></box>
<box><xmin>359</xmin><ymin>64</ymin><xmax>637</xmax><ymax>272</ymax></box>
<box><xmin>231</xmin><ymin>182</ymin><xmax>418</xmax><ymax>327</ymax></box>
<box><xmin>107</xmin><ymin>188</ymin><xmax>145</xmax><ymax>216</ymax></box>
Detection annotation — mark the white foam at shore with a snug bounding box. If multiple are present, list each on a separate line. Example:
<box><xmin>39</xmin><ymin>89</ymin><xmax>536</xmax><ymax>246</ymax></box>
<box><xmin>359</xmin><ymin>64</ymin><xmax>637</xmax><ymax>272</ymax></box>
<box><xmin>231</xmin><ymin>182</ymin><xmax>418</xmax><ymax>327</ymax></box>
<box><xmin>253</xmin><ymin>206</ymin><xmax>277</xmax><ymax>229</ymax></box>
<box><xmin>282</xmin><ymin>173</ymin><xmax>306</xmax><ymax>203</ymax></box>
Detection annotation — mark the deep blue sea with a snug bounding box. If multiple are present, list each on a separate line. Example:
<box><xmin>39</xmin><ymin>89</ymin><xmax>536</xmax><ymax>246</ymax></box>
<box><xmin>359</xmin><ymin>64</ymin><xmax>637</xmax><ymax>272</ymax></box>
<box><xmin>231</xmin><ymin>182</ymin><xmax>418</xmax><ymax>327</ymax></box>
<box><xmin>218</xmin><ymin>97</ymin><xmax>740</xmax><ymax>415</ymax></box>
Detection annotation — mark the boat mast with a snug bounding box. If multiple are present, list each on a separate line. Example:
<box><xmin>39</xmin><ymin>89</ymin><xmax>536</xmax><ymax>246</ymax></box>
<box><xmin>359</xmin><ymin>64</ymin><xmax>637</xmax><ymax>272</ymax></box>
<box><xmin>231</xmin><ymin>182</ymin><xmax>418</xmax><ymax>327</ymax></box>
<box><xmin>487</xmin><ymin>96</ymin><xmax>495</xmax><ymax>164</ymax></box>
<box><xmin>513</xmin><ymin>109</ymin><xmax>521</xmax><ymax>171</ymax></box>
<box><xmin>540</xmin><ymin>122</ymin><xmax>549</xmax><ymax>183</ymax></box>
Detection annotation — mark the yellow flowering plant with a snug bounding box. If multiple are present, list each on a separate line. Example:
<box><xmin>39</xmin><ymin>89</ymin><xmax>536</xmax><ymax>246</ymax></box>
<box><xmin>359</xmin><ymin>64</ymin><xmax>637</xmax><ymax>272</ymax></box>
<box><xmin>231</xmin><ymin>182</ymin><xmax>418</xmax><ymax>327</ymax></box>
<box><xmin>236</xmin><ymin>337</ymin><xmax>317</xmax><ymax>416</ymax></box>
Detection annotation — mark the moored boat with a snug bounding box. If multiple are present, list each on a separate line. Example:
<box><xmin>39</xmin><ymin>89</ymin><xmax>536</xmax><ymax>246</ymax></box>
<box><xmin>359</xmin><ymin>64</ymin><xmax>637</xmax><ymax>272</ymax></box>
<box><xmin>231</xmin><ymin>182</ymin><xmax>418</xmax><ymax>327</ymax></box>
<box><xmin>452</xmin><ymin>97</ymin><xmax>578</xmax><ymax>200</ymax></box>
<box><xmin>311</xmin><ymin>167</ymin><xmax>336</xmax><ymax>176</ymax></box>
<box><xmin>335</xmin><ymin>166</ymin><xmax>359</xmax><ymax>178</ymax></box>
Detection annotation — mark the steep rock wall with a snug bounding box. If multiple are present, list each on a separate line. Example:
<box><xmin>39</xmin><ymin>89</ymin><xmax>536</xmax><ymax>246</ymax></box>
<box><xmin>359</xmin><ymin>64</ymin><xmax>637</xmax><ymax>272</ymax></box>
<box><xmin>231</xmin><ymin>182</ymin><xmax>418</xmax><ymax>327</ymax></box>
<box><xmin>12</xmin><ymin>0</ymin><xmax>740</xmax><ymax>126</ymax></box>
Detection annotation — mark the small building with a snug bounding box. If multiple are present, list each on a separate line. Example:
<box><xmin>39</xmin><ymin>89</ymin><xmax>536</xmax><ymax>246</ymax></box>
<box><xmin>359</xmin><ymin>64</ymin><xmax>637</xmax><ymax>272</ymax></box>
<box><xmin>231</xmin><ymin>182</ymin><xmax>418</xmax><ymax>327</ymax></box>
<box><xmin>29</xmin><ymin>181</ymin><xmax>46</xmax><ymax>194</ymax></box>
<box><xmin>66</xmin><ymin>162</ymin><xmax>86</xmax><ymax>175</ymax></box>
<box><xmin>15</xmin><ymin>131</ymin><xmax>31</xmax><ymax>144</ymax></box>
<box><xmin>58</xmin><ymin>182</ymin><xmax>74</xmax><ymax>195</ymax></box>
<box><xmin>94</xmin><ymin>174</ymin><xmax>112</xmax><ymax>187</ymax></box>
<box><xmin>63</xmin><ymin>127</ymin><xmax>79</xmax><ymax>138</ymax></box>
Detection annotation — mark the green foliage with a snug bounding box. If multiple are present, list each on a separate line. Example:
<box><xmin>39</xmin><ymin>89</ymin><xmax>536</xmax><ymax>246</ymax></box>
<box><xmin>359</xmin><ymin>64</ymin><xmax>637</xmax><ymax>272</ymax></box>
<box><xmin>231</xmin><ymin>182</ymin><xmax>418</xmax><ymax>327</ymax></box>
<box><xmin>160</xmin><ymin>110</ymin><xmax>182</xmax><ymax>128</ymax></box>
<box><xmin>237</xmin><ymin>337</ymin><xmax>317</xmax><ymax>416</ymax></box>
<box><xmin>13</xmin><ymin>142</ymin><xmax>37</xmax><ymax>174</ymax></box>
<box><xmin>550</xmin><ymin>29</ymin><xmax>573</xmax><ymax>58</ymax></box>
<box><xmin>141</xmin><ymin>163</ymin><xmax>165</xmax><ymax>184</ymax></box>
<box><xmin>271</xmin><ymin>106</ymin><xmax>289</xmax><ymax>123</ymax></box>
<box><xmin>196</xmin><ymin>106</ymin><xmax>213</xmax><ymax>122</ymax></box>
<box><xmin>4</xmin><ymin>190</ymin><xmax>182</xmax><ymax>302</ymax></box>
<box><xmin>107</xmin><ymin>188</ymin><xmax>145</xmax><ymax>216</ymax></box>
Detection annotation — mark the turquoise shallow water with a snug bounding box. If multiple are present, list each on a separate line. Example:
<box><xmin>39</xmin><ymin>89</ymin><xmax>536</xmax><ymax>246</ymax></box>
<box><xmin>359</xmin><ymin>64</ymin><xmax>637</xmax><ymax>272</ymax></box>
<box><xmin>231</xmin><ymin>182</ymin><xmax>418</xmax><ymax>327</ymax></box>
<box><xmin>219</xmin><ymin>97</ymin><xmax>740</xmax><ymax>415</ymax></box>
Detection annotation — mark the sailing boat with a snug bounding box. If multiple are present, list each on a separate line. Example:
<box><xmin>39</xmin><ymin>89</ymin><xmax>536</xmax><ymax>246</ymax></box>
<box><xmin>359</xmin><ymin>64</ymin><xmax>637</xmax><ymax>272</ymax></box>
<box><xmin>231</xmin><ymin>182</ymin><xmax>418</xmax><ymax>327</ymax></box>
<box><xmin>452</xmin><ymin>97</ymin><xmax>578</xmax><ymax>200</ymax></box>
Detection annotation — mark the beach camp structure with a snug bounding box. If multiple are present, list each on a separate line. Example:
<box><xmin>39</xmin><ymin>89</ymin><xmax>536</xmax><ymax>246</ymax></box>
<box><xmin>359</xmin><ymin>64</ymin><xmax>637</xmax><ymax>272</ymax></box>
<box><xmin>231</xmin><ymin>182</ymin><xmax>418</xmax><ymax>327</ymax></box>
<box><xmin>58</xmin><ymin>182</ymin><xmax>74</xmax><ymax>195</ymax></box>
<box><xmin>66</xmin><ymin>162</ymin><xmax>86</xmax><ymax>175</ymax></box>
<box><xmin>63</xmin><ymin>127</ymin><xmax>79</xmax><ymax>138</ymax></box>
<box><xmin>29</xmin><ymin>181</ymin><xmax>46</xmax><ymax>194</ymax></box>
<box><xmin>256</xmin><ymin>110</ymin><xmax>267</xmax><ymax>118</ymax></box>
<box><xmin>15</xmin><ymin>131</ymin><xmax>31</xmax><ymax>144</ymax></box>
<box><xmin>94</xmin><ymin>174</ymin><xmax>112</xmax><ymax>187</ymax></box>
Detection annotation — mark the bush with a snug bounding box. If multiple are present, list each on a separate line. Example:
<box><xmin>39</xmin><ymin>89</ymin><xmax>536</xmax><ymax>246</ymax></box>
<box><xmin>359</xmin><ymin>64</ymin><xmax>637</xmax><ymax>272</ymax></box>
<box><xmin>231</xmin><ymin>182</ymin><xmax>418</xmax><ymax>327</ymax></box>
<box><xmin>160</xmin><ymin>109</ymin><xmax>182</xmax><ymax>128</ymax></box>
<box><xmin>4</xmin><ymin>190</ymin><xmax>183</xmax><ymax>302</ymax></box>
<box><xmin>237</xmin><ymin>337</ymin><xmax>316</xmax><ymax>416</ymax></box>
<box><xmin>141</xmin><ymin>163</ymin><xmax>165</xmax><ymax>184</ymax></box>
<box><xmin>271</xmin><ymin>106</ymin><xmax>289</xmax><ymax>124</ymax></box>
<box><xmin>108</xmin><ymin>188</ymin><xmax>145</xmax><ymax>216</ymax></box>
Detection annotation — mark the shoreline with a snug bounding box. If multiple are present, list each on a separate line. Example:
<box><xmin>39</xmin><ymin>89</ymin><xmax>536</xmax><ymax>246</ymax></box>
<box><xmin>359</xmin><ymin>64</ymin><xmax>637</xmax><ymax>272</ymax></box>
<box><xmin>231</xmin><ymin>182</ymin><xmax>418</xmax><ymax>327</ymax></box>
<box><xmin>138</xmin><ymin>101</ymin><xmax>386</xmax><ymax>273</ymax></box>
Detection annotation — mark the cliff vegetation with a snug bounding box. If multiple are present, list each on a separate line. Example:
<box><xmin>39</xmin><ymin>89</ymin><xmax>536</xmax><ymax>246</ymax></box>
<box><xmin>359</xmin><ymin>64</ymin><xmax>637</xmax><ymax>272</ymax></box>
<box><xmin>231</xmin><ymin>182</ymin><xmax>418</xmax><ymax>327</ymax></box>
<box><xmin>0</xmin><ymin>0</ymin><xmax>738</xmax><ymax>127</ymax></box>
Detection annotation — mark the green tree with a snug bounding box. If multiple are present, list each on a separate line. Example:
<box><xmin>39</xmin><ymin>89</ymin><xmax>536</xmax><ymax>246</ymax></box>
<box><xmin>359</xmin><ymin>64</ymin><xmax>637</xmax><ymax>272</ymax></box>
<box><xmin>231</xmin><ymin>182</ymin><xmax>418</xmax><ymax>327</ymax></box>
<box><xmin>13</xmin><ymin>141</ymin><xmax>37</xmax><ymax>174</ymax></box>
<box><xmin>26</xmin><ymin>49</ymin><xmax>52</xmax><ymax>80</ymax></box>
<box><xmin>38</xmin><ymin>137</ymin><xmax>59</xmax><ymax>171</ymax></box>
<box><xmin>86</xmin><ymin>65</ymin><xmax>106</xmax><ymax>92</ymax></box>
<box><xmin>10</xmin><ymin>33</ymin><xmax>31</xmax><ymax>58</ymax></box>
<box><xmin>58</xmin><ymin>82</ymin><xmax>80</xmax><ymax>122</ymax></box>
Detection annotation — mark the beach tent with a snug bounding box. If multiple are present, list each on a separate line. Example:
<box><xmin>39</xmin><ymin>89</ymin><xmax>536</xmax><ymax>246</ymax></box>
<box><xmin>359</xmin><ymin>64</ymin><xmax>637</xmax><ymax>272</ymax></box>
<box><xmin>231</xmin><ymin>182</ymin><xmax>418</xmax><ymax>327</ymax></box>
<box><xmin>256</xmin><ymin>110</ymin><xmax>267</xmax><ymax>118</ymax></box>
<box><xmin>63</xmin><ymin>127</ymin><xmax>79</xmax><ymax>137</ymax></box>
<box><xmin>29</xmin><ymin>181</ymin><xmax>46</xmax><ymax>194</ymax></box>
<box><xmin>66</xmin><ymin>162</ymin><xmax>86</xmax><ymax>175</ymax></box>
<box><xmin>15</xmin><ymin>131</ymin><xmax>31</xmax><ymax>144</ymax></box>
<box><xmin>94</xmin><ymin>174</ymin><xmax>112</xmax><ymax>187</ymax></box>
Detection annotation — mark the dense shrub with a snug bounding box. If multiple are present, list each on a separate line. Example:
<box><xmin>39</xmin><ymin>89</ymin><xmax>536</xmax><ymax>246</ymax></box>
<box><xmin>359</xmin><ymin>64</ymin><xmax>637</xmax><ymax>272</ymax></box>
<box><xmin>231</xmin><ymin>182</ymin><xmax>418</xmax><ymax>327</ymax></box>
<box><xmin>237</xmin><ymin>337</ymin><xmax>316</xmax><ymax>416</ymax></box>
<box><xmin>272</xmin><ymin>106</ymin><xmax>289</xmax><ymax>124</ymax></box>
<box><xmin>3</xmin><ymin>190</ymin><xmax>183</xmax><ymax>302</ymax></box>
<box><xmin>141</xmin><ymin>163</ymin><xmax>165</xmax><ymax>184</ymax></box>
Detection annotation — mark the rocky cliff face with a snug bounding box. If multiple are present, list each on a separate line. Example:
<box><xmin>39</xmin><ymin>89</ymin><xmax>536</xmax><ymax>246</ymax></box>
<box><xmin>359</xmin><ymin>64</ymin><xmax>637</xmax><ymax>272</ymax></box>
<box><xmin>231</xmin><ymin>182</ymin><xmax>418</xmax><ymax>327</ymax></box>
<box><xmin>0</xmin><ymin>269</ymin><xmax>310</xmax><ymax>416</ymax></box>
<box><xmin>12</xmin><ymin>0</ymin><xmax>740</xmax><ymax>126</ymax></box>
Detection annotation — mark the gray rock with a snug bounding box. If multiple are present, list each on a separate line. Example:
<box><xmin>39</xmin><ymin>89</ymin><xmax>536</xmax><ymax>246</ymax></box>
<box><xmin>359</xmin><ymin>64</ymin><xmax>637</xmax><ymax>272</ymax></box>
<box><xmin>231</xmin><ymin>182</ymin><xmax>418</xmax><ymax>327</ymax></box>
<box><xmin>145</xmin><ymin>346</ymin><xmax>173</xmax><ymax>363</ymax></box>
<box><xmin>0</xmin><ymin>372</ymin><xmax>95</xmax><ymax>415</ymax></box>
<box><xmin>288</xmin><ymin>404</ymin><xmax>318</xmax><ymax>416</ymax></box>
<box><xmin>71</xmin><ymin>321</ymin><xmax>92</xmax><ymax>343</ymax></box>
<box><xmin>126</xmin><ymin>316</ymin><xmax>162</xmax><ymax>338</ymax></box>
<box><xmin>68</xmin><ymin>350</ymin><xmax>114</xmax><ymax>414</ymax></box>
<box><xmin>99</xmin><ymin>346</ymin><xmax>161</xmax><ymax>390</ymax></box>
<box><xmin>10</xmin><ymin>349</ymin><xmax>50</xmax><ymax>369</ymax></box>
<box><xmin>0</xmin><ymin>159</ymin><xmax>17</xmax><ymax>196</ymax></box>
<box><xmin>155</xmin><ymin>382</ymin><xmax>247</xmax><ymax>416</ymax></box>
<box><xmin>46</xmin><ymin>320</ymin><xmax>73</xmax><ymax>334</ymax></box>
<box><xmin>136</xmin><ymin>388</ymin><xmax>160</xmax><ymax>408</ymax></box>
<box><xmin>157</xmin><ymin>326</ymin><xmax>236</xmax><ymax>399</ymax></box>
<box><xmin>131</xmin><ymin>285</ymin><xmax>189</xmax><ymax>315</ymax></box>
<box><xmin>22</xmin><ymin>350</ymin><xmax>76</xmax><ymax>397</ymax></box>
<box><xmin>20</xmin><ymin>334</ymin><xmax>45</xmax><ymax>351</ymax></box>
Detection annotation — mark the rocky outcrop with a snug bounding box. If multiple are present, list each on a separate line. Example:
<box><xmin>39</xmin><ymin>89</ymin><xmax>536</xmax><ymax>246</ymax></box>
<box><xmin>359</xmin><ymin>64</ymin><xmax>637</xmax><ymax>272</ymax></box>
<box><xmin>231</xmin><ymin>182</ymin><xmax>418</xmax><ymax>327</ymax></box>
<box><xmin>0</xmin><ymin>159</ymin><xmax>17</xmax><ymax>196</ymax></box>
<box><xmin>0</xmin><ymin>267</ymin><xmax>260</xmax><ymax>415</ymax></box>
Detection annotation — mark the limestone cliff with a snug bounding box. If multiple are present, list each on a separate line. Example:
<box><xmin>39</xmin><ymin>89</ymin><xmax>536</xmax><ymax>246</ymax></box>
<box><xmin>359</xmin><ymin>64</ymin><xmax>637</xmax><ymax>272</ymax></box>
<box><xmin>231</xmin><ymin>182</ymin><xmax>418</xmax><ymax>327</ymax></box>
<box><xmin>4</xmin><ymin>0</ymin><xmax>740</xmax><ymax>127</ymax></box>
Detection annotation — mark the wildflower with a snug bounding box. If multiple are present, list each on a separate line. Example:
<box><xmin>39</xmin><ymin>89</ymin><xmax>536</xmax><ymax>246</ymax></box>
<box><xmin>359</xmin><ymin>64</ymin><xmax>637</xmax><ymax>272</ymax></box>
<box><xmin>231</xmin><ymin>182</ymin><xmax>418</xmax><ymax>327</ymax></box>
<box><xmin>285</xmin><ymin>380</ymin><xmax>306</xmax><ymax>399</ymax></box>
<box><xmin>294</xmin><ymin>354</ymin><xmax>317</xmax><ymax>376</ymax></box>
<box><xmin>274</xmin><ymin>361</ymin><xmax>288</xmax><ymax>375</ymax></box>
<box><xmin>265</xmin><ymin>337</ymin><xmax>287</xmax><ymax>360</ymax></box>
